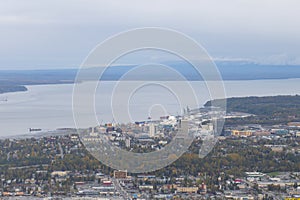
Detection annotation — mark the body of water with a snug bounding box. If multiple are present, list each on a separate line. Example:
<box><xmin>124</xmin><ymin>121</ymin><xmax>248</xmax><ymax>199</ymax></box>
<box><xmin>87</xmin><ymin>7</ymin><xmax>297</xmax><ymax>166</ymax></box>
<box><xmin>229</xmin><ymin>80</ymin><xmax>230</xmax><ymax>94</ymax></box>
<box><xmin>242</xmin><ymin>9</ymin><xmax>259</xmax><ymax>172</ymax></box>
<box><xmin>1</xmin><ymin>79</ymin><xmax>300</xmax><ymax>137</ymax></box>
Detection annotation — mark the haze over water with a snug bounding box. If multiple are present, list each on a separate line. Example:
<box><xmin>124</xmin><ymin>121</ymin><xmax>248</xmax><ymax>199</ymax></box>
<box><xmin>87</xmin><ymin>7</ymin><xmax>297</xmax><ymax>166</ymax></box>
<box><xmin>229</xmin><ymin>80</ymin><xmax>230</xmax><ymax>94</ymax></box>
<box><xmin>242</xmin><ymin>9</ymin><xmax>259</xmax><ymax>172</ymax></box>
<box><xmin>1</xmin><ymin>78</ymin><xmax>300</xmax><ymax>137</ymax></box>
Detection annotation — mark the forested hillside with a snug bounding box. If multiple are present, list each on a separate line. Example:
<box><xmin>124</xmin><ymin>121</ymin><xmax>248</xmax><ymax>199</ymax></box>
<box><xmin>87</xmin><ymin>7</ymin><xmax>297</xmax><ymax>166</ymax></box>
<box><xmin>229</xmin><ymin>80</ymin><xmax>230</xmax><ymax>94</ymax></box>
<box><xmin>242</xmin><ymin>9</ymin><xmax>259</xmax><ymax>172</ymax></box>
<box><xmin>205</xmin><ymin>95</ymin><xmax>300</xmax><ymax>125</ymax></box>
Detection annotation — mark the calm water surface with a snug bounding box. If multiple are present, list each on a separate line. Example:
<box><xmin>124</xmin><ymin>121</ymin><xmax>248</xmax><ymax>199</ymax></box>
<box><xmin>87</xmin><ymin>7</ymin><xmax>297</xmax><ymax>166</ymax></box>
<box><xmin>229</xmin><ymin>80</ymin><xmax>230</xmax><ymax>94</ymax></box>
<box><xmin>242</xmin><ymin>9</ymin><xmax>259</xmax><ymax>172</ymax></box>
<box><xmin>1</xmin><ymin>79</ymin><xmax>300</xmax><ymax>136</ymax></box>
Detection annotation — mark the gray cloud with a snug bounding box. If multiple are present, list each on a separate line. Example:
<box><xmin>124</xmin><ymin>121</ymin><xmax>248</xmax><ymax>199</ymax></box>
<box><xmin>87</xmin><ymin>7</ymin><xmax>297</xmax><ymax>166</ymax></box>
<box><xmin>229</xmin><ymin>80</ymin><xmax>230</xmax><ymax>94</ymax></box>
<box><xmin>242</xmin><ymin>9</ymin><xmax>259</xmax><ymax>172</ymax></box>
<box><xmin>0</xmin><ymin>0</ymin><xmax>300</xmax><ymax>69</ymax></box>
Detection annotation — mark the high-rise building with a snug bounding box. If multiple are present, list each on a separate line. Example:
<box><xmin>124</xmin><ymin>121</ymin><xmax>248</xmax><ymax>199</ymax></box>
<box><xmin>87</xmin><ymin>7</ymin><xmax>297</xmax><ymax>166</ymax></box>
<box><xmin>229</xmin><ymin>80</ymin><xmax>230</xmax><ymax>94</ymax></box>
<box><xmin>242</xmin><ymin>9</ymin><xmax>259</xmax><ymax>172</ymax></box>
<box><xmin>90</xmin><ymin>127</ymin><xmax>98</xmax><ymax>137</ymax></box>
<box><xmin>149</xmin><ymin>123</ymin><xmax>156</xmax><ymax>137</ymax></box>
<box><xmin>125</xmin><ymin>138</ymin><xmax>131</xmax><ymax>148</ymax></box>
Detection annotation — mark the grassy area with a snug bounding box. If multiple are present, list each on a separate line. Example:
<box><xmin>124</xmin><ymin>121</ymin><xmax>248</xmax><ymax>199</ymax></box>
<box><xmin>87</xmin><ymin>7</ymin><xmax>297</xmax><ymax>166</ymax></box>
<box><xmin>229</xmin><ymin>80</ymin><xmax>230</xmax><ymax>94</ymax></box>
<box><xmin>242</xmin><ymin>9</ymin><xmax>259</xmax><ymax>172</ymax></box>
<box><xmin>267</xmin><ymin>172</ymin><xmax>281</xmax><ymax>177</ymax></box>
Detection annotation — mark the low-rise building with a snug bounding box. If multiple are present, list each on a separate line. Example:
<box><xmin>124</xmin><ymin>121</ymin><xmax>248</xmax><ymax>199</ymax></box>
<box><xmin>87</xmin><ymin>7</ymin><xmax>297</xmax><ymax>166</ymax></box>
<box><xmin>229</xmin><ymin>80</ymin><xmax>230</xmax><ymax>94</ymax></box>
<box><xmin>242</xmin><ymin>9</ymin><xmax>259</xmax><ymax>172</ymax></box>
<box><xmin>231</xmin><ymin>130</ymin><xmax>253</xmax><ymax>137</ymax></box>
<box><xmin>176</xmin><ymin>187</ymin><xmax>198</xmax><ymax>193</ymax></box>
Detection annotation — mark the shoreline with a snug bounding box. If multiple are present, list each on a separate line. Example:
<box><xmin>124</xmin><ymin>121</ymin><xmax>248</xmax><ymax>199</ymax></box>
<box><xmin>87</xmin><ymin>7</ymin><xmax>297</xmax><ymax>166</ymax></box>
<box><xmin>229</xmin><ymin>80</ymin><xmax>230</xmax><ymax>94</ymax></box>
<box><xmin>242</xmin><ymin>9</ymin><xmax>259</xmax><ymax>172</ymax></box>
<box><xmin>1</xmin><ymin>78</ymin><xmax>300</xmax><ymax>137</ymax></box>
<box><xmin>1</xmin><ymin>77</ymin><xmax>300</xmax><ymax>95</ymax></box>
<box><xmin>0</xmin><ymin>128</ymin><xmax>78</xmax><ymax>140</ymax></box>
<box><xmin>1</xmin><ymin>93</ymin><xmax>300</xmax><ymax>140</ymax></box>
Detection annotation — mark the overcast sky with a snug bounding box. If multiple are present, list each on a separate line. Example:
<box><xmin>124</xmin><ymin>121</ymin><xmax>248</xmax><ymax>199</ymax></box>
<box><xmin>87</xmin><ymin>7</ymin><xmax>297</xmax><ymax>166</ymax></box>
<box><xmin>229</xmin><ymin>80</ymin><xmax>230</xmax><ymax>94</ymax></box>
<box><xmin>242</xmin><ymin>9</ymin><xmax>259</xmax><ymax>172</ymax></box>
<box><xmin>1</xmin><ymin>0</ymin><xmax>300</xmax><ymax>69</ymax></box>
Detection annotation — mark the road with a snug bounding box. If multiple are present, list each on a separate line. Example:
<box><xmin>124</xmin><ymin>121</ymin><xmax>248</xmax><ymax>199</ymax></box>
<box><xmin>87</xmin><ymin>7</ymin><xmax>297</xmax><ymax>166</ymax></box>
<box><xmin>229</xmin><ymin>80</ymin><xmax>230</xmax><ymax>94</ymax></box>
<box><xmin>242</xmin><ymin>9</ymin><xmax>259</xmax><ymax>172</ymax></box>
<box><xmin>112</xmin><ymin>178</ymin><xmax>130</xmax><ymax>200</ymax></box>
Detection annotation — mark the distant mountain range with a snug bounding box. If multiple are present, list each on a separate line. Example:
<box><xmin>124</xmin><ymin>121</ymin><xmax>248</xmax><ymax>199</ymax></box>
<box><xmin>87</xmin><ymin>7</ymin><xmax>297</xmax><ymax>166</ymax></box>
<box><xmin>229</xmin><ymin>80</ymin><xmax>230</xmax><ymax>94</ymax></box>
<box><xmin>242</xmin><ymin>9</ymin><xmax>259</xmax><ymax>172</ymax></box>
<box><xmin>1</xmin><ymin>61</ymin><xmax>300</xmax><ymax>94</ymax></box>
